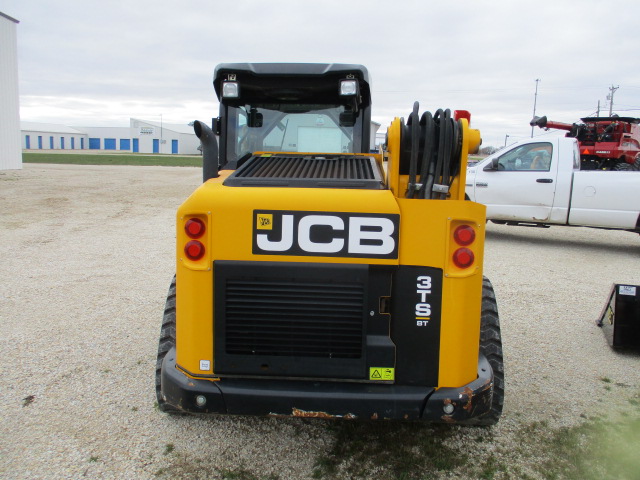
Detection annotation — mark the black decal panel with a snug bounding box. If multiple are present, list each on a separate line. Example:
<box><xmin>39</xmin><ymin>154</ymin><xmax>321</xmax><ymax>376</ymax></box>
<box><xmin>391</xmin><ymin>266</ymin><xmax>442</xmax><ymax>386</ymax></box>
<box><xmin>253</xmin><ymin>210</ymin><xmax>399</xmax><ymax>259</ymax></box>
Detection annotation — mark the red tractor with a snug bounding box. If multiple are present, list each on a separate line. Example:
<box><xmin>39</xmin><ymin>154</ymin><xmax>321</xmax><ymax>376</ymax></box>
<box><xmin>530</xmin><ymin>115</ymin><xmax>640</xmax><ymax>171</ymax></box>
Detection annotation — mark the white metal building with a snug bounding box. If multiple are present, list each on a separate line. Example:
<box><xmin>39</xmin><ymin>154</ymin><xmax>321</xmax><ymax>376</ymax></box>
<box><xmin>20</xmin><ymin>119</ymin><xmax>201</xmax><ymax>155</ymax></box>
<box><xmin>130</xmin><ymin>118</ymin><xmax>200</xmax><ymax>154</ymax></box>
<box><xmin>0</xmin><ymin>11</ymin><xmax>22</xmax><ymax>170</ymax></box>
<box><xmin>21</xmin><ymin>122</ymin><xmax>88</xmax><ymax>150</ymax></box>
<box><xmin>75</xmin><ymin>126</ymin><xmax>131</xmax><ymax>151</ymax></box>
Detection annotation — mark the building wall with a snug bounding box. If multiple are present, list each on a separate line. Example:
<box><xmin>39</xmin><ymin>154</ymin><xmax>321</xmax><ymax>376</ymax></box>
<box><xmin>78</xmin><ymin>126</ymin><xmax>132</xmax><ymax>151</ymax></box>
<box><xmin>0</xmin><ymin>13</ymin><xmax>22</xmax><ymax>170</ymax></box>
<box><xmin>130</xmin><ymin>119</ymin><xmax>200</xmax><ymax>154</ymax></box>
<box><xmin>22</xmin><ymin>129</ymin><xmax>88</xmax><ymax>151</ymax></box>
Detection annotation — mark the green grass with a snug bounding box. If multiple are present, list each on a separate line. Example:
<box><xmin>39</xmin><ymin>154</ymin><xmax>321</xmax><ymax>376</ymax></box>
<box><xmin>22</xmin><ymin>152</ymin><xmax>202</xmax><ymax>167</ymax></box>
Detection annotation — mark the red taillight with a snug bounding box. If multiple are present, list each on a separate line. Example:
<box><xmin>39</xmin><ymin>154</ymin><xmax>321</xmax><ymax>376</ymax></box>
<box><xmin>185</xmin><ymin>240</ymin><xmax>205</xmax><ymax>260</ymax></box>
<box><xmin>453</xmin><ymin>225</ymin><xmax>475</xmax><ymax>246</ymax></box>
<box><xmin>453</xmin><ymin>247</ymin><xmax>474</xmax><ymax>269</ymax></box>
<box><xmin>185</xmin><ymin>218</ymin><xmax>205</xmax><ymax>239</ymax></box>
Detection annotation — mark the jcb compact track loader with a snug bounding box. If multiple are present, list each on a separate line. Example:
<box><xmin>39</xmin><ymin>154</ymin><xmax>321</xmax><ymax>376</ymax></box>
<box><xmin>156</xmin><ymin>63</ymin><xmax>504</xmax><ymax>424</ymax></box>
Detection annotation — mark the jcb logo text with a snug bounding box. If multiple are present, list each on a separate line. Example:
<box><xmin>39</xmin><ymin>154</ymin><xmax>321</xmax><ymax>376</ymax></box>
<box><xmin>253</xmin><ymin>210</ymin><xmax>399</xmax><ymax>258</ymax></box>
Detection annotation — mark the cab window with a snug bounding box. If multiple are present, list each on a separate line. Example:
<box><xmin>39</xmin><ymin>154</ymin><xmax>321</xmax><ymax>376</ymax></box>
<box><xmin>496</xmin><ymin>142</ymin><xmax>552</xmax><ymax>172</ymax></box>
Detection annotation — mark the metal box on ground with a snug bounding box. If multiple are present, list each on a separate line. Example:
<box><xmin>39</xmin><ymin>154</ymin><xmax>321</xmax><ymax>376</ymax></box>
<box><xmin>597</xmin><ymin>284</ymin><xmax>640</xmax><ymax>348</ymax></box>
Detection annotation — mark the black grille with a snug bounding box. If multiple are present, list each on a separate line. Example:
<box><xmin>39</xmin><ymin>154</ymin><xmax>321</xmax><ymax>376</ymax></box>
<box><xmin>214</xmin><ymin>261</ymin><xmax>369</xmax><ymax>379</ymax></box>
<box><xmin>224</xmin><ymin>154</ymin><xmax>384</xmax><ymax>189</ymax></box>
<box><xmin>225</xmin><ymin>278</ymin><xmax>364</xmax><ymax>358</ymax></box>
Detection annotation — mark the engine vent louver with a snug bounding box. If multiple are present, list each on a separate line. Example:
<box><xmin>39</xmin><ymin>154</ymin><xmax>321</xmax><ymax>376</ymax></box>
<box><xmin>224</xmin><ymin>154</ymin><xmax>384</xmax><ymax>189</ymax></box>
<box><xmin>224</xmin><ymin>278</ymin><xmax>364</xmax><ymax>358</ymax></box>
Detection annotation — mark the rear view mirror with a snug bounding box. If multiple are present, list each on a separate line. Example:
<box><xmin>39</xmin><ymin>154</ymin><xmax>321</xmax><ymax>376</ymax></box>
<box><xmin>339</xmin><ymin>111</ymin><xmax>356</xmax><ymax>127</ymax></box>
<box><xmin>483</xmin><ymin>158</ymin><xmax>499</xmax><ymax>171</ymax></box>
<box><xmin>248</xmin><ymin>108</ymin><xmax>263</xmax><ymax>128</ymax></box>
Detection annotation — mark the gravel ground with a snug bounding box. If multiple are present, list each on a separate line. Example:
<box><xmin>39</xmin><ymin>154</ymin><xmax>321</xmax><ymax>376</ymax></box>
<box><xmin>1</xmin><ymin>164</ymin><xmax>639</xmax><ymax>479</ymax></box>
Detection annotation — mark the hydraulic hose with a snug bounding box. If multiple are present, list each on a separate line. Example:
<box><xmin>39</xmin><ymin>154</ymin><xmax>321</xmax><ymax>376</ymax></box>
<box><xmin>406</xmin><ymin>102</ymin><xmax>421</xmax><ymax>198</ymax></box>
<box><xmin>400</xmin><ymin>104</ymin><xmax>462</xmax><ymax>199</ymax></box>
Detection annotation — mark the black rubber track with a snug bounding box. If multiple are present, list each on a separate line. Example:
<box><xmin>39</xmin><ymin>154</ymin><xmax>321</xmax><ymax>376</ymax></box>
<box><xmin>155</xmin><ymin>276</ymin><xmax>181</xmax><ymax>413</ymax></box>
<box><xmin>471</xmin><ymin>276</ymin><xmax>505</xmax><ymax>425</ymax></box>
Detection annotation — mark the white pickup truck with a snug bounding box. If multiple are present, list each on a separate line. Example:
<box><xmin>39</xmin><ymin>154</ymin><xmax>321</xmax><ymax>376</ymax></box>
<box><xmin>466</xmin><ymin>136</ymin><xmax>640</xmax><ymax>233</ymax></box>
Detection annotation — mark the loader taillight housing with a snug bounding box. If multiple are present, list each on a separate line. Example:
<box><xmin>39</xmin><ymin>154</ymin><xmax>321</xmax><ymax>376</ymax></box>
<box><xmin>185</xmin><ymin>218</ymin><xmax>206</xmax><ymax>239</ymax></box>
<box><xmin>453</xmin><ymin>225</ymin><xmax>475</xmax><ymax>246</ymax></box>
<box><xmin>185</xmin><ymin>240</ymin><xmax>206</xmax><ymax>261</ymax></box>
<box><xmin>453</xmin><ymin>247</ymin><xmax>474</xmax><ymax>269</ymax></box>
<box><xmin>448</xmin><ymin>222</ymin><xmax>478</xmax><ymax>273</ymax></box>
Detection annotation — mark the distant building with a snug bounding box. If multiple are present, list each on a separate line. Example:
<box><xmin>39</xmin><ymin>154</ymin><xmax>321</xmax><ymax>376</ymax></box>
<box><xmin>0</xmin><ymin>11</ymin><xmax>22</xmax><ymax>170</ymax></box>
<box><xmin>130</xmin><ymin>118</ymin><xmax>200</xmax><ymax>154</ymax></box>
<box><xmin>21</xmin><ymin>122</ymin><xmax>88</xmax><ymax>151</ymax></box>
<box><xmin>20</xmin><ymin>118</ymin><xmax>201</xmax><ymax>155</ymax></box>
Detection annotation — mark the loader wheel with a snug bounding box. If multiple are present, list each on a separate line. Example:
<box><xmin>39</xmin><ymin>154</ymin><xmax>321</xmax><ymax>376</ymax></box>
<box><xmin>155</xmin><ymin>276</ymin><xmax>181</xmax><ymax>413</ymax></box>
<box><xmin>475</xmin><ymin>276</ymin><xmax>505</xmax><ymax>425</ymax></box>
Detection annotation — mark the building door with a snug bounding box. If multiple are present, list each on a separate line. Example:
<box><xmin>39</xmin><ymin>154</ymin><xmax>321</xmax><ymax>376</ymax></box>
<box><xmin>71</xmin><ymin>137</ymin><xmax>75</xmax><ymax>149</ymax></box>
<box><xmin>89</xmin><ymin>138</ymin><xmax>101</xmax><ymax>149</ymax></box>
<box><xmin>81</xmin><ymin>138</ymin><xmax>85</xmax><ymax>149</ymax></box>
<box><xmin>60</xmin><ymin>137</ymin><xmax>65</xmax><ymax>149</ymax></box>
<box><xmin>133</xmin><ymin>138</ymin><xmax>139</xmax><ymax>153</ymax></box>
<box><xmin>25</xmin><ymin>135</ymin><xmax>30</xmax><ymax>149</ymax></box>
<box><xmin>50</xmin><ymin>137</ymin><xmax>54</xmax><ymax>149</ymax></box>
<box><xmin>38</xmin><ymin>136</ymin><xmax>43</xmax><ymax>149</ymax></box>
<box><xmin>119</xmin><ymin>139</ymin><xmax>131</xmax><ymax>150</ymax></box>
<box><xmin>153</xmin><ymin>139</ymin><xmax>159</xmax><ymax>153</ymax></box>
<box><xmin>172</xmin><ymin>139</ymin><xmax>178</xmax><ymax>154</ymax></box>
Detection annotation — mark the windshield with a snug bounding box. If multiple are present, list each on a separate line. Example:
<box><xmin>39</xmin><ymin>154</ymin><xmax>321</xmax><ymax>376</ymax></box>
<box><xmin>226</xmin><ymin>104</ymin><xmax>358</xmax><ymax>163</ymax></box>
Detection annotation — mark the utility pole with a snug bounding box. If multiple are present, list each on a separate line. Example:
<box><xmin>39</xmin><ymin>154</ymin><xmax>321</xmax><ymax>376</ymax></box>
<box><xmin>596</xmin><ymin>100</ymin><xmax>600</xmax><ymax>117</ymax></box>
<box><xmin>531</xmin><ymin>78</ymin><xmax>541</xmax><ymax>138</ymax></box>
<box><xmin>607</xmin><ymin>85</ymin><xmax>619</xmax><ymax>116</ymax></box>
<box><xmin>504</xmin><ymin>134</ymin><xmax>510</xmax><ymax>146</ymax></box>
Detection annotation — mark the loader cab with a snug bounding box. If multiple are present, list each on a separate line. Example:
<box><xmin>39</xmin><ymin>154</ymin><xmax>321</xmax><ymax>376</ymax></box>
<box><xmin>213</xmin><ymin>63</ymin><xmax>372</xmax><ymax>169</ymax></box>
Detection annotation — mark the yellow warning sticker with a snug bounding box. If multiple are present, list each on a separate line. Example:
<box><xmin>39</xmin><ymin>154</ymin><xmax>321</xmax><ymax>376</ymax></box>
<box><xmin>256</xmin><ymin>213</ymin><xmax>273</xmax><ymax>230</ymax></box>
<box><xmin>369</xmin><ymin>367</ymin><xmax>394</xmax><ymax>381</ymax></box>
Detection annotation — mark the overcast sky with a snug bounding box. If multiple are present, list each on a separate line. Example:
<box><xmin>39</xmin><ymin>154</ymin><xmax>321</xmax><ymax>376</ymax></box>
<box><xmin>2</xmin><ymin>0</ymin><xmax>638</xmax><ymax>148</ymax></box>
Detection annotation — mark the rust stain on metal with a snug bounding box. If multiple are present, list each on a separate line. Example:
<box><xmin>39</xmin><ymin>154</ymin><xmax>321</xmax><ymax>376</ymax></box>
<box><xmin>292</xmin><ymin>408</ymin><xmax>356</xmax><ymax>419</ymax></box>
<box><xmin>462</xmin><ymin>387</ymin><xmax>474</xmax><ymax>412</ymax></box>
<box><xmin>440</xmin><ymin>414</ymin><xmax>455</xmax><ymax>423</ymax></box>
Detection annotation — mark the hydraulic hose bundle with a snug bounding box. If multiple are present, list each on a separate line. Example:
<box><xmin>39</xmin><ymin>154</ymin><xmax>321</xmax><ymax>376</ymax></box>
<box><xmin>400</xmin><ymin>102</ymin><xmax>463</xmax><ymax>199</ymax></box>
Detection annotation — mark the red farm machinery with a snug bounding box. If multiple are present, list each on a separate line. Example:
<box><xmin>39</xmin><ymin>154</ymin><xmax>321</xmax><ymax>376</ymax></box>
<box><xmin>531</xmin><ymin>115</ymin><xmax>640</xmax><ymax>171</ymax></box>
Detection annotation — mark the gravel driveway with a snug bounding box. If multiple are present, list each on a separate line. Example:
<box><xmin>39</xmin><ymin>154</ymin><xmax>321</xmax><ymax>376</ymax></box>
<box><xmin>1</xmin><ymin>164</ymin><xmax>639</xmax><ymax>479</ymax></box>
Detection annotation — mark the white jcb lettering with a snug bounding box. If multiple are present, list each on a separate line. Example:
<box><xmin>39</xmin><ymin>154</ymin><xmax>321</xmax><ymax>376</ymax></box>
<box><xmin>256</xmin><ymin>214</ymin><xmax>294</xmax><ymax>251</ymax></box>
<box><xmin>298</xmin><ymin>215</ymin><xmax>345</xmax><ymax>253</ymax></box>
<box><xmin>254</xmin><ymin>212</ymin><xmax>397</xmax><ymax>257</ymax></box>
<box><xmin>348</xmin><ymin>217</ymin><xmax>395</xmax><ymax>255</ymax></box>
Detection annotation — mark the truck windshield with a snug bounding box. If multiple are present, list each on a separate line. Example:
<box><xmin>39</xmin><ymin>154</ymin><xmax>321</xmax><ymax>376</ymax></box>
<box><xmin>226</xmin><ymin>104</ymin><xmax>357</xmax><ymax>163</ymax></box>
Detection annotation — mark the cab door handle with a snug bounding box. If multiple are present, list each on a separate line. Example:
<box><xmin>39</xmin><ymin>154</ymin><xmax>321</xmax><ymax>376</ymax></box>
<box><xmin>536</xmin><ymin>178</ymin><xmax>553</xmax><ymax>183</ymax></box>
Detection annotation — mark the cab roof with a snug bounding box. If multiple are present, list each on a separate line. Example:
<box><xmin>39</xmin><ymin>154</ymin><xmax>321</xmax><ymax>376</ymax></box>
<box><xmin>213</xmin><ymin>63</ymin><xmax>371</xmax><ymax>103</ymax></box>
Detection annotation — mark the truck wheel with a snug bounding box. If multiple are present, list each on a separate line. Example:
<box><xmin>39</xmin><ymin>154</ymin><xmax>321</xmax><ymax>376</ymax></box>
<box><xmin>155</xmin><ymin>276</ymin><xmax>181</xmax><ymax>413</ymax></box>
<box><xmin>475</xmin><ymin>277</ymin><xmax>505</xmax><ymax>425</ymax></box>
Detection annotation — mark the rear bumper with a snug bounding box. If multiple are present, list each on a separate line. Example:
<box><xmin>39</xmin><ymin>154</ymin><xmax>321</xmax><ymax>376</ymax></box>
<box><xmin>160</xmin><ymin>348</ymin><xmax>494</xmax><ymax>423</ymax></box>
